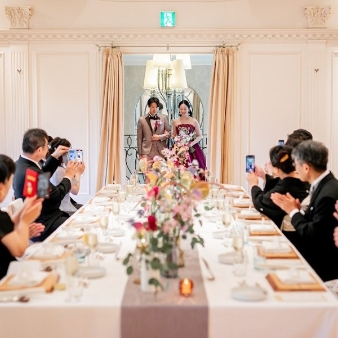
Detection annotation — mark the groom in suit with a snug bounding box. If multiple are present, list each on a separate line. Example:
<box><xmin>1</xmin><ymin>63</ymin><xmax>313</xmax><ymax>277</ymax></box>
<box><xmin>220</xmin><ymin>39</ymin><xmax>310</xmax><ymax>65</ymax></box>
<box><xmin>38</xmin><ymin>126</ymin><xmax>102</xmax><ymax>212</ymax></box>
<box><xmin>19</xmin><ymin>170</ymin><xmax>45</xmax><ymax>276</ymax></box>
<box><xmin>271</xmin><ymin>140</ymin><xmax>338</xmax><ymax>281</ymax></box>
<box><xmin>137</xmin><ymin>97</ymin><xmax>170</xmax><ymax>161</ymax></box>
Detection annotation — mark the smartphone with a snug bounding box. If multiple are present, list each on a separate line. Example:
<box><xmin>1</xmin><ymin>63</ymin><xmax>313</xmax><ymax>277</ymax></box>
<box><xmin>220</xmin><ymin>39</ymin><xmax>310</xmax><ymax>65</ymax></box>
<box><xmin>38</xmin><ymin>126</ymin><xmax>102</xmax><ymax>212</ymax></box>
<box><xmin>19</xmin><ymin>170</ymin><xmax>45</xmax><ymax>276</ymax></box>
<box><xmin>245</xmin><ymin>155</ymin><xmax>255</xmax><ymax>173</ymax></box>
<box><xmin>68</xmin><ymin>149</ymin><xmax>76</xmax><ymax>161</ymax></box>
<box><xmin>37</xmin><ymin>172</ymin><xmax>50</xmax><ymax>199</ymax></box>
<box><xmin>278</xmin><ymin>140</ymin><xmax>285</xmax><ymax>146</ymax></box>
<box><xmin>76</xmin><ymin>149</ymin><xmax>83</xmax><ymax>163</ymax></box>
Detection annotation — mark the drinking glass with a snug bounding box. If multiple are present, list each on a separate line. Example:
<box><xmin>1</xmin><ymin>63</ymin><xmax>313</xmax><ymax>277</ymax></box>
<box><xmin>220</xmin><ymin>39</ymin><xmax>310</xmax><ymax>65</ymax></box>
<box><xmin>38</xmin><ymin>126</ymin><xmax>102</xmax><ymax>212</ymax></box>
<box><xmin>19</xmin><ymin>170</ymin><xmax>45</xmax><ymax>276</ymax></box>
<box><xmin>232</xmin><ymin>229</ymin><xmax>244</xmax><ymax>254</ymax></box>
<box><xmin>100</xmin><ymin>214</ymin><xmax>109</xmax><ymax>239</ymax></box>
<box><xmin>65</xmin><ymin>256</ymin><xmax>82</xmax><ymax>303</ymax></box>
<box><xmin>118</xmin><ymin>189</ymin><xmax>126</xmax><ymax>203</ymax></box>
<box><xmin>211</xmin><ymin>187</ymin><xmax>219</xmax><ymax>199</ymax></box>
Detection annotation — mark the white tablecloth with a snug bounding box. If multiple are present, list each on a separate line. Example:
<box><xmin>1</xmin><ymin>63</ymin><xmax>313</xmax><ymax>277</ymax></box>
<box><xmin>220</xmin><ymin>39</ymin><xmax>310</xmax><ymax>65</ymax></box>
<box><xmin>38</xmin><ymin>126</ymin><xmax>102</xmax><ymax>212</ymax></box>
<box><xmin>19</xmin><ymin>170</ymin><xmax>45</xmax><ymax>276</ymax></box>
<box><xmin>1</xmin><ymin>195</ymin><xmax>338</xmax><ymax>338</ymax></box>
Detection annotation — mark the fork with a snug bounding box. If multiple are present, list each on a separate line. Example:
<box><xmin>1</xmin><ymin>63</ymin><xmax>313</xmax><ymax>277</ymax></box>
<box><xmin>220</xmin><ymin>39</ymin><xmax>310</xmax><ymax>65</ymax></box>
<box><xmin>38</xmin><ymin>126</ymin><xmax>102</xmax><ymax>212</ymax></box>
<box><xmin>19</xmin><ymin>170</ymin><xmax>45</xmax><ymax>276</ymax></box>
<box><xmin>201</xmin><ymin>258</ymin><xmax>215</xmax><ymax>281</ymax></box>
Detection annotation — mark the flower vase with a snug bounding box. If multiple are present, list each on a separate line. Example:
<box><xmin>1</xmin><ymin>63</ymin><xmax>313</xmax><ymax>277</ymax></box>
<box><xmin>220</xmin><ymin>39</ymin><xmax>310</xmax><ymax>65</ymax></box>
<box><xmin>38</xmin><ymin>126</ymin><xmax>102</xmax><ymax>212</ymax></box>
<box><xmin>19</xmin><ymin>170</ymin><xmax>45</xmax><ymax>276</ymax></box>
<box><xmin>140</xmin><ymin>255</ymin><xmax>152</xmax><ymax>293</ymax></box>
<box><xmin>161</xmin><ymin>237</ymin><xmax>179</xmax><ymax>278</ymax></box>
<box><xmin>140</xmin><ymin>254</ymin><xmax>160</xmax><ymax>293</ymax></box>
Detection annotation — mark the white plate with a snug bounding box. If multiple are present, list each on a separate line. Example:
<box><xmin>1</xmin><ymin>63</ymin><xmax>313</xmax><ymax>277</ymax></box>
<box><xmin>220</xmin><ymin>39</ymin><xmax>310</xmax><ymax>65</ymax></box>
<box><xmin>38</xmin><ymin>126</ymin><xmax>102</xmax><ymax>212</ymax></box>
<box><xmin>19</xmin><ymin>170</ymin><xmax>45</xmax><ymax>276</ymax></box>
<box><xmin>213</xmin><ymin>230</ymin><xmax>226</xmax><ymax>239</ymax></box>
<box><xmin>76</xmin><ymin>266</ymin><xmax>106</xmax><ymax>279</ymax></box>
<box><xmin>218</xmin><ymin>251</ymin><xmax>237</xmax><ymax>264</ymax></box>
<box><xmin>109</xmin><ymin>229</ymin><xmax>125</xmax><ymax>237</ymax></box>
<box><xmin>231</xmin><ymin>285</ymin><xmax>267</xmax><ymax>302</ymax></box>
<box><xmin>96</xmin><ymin>242</ymin><xmax>118</xmax><ymax>253</ymax></box>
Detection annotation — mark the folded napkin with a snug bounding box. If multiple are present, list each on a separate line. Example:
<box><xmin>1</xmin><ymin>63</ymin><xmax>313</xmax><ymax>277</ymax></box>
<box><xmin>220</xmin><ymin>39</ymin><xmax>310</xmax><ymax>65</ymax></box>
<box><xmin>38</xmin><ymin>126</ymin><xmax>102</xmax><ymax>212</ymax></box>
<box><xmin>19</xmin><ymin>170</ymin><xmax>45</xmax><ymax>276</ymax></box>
<box><xmin>262</xmin><ymin>242</ymin><xmax>291</xmax><ymax>253</ymax></box>
<box><xmin>223</xmin><ymin>184</ymin><xmax>242</xmax><ymax>190</ymax></box>
<box><xmin>241</xmin><ymin>209</ymin><xmax>261</xmax><ymax>216</ymax></box>
<box><xmin>249</xmin><ymin>224</ymin><xmax>275</xmax><ymax>233</ymax></box>
<box><xmin>73</xmin><ymin>216</ymin><xmax>98</xmax><ymax>224</ymax></box>
<box><xmin>91</xmin><ymin>196</ymin><xmax>110</xmax><ymax>204</ymax></box>
<box><xmin>32</xmin><ymin>245</ymin><xmax>65</xmax><ymax>259</ymax></box>
<box><xmin>234</xmin><ymin>198</ymin><xmax>251</xmax><ymax>206</ymax></box>
<box><xmin>55</xmin><ymin>230</ymin><xmax>83</xmax><ymax>240</ymax></box>
<box><xmin>275</xmin><ymin>271</ymin><xmax>316</xmax><ymax>285</ymax></box>
<box><xmin>9</xmin><ymin>271</ymin><xmax>48</xmax><ymax>287</ymax></box>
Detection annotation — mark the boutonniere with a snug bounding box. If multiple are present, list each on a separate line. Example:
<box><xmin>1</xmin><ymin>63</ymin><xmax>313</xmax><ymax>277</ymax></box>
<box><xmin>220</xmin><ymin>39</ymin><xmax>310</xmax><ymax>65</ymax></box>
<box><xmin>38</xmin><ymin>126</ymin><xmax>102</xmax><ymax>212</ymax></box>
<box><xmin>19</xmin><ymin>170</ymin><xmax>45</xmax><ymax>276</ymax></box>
<box><xmin>154</xmin><ymin>120</ymin><xmax>163</xmax><ymax>130</ymax></box>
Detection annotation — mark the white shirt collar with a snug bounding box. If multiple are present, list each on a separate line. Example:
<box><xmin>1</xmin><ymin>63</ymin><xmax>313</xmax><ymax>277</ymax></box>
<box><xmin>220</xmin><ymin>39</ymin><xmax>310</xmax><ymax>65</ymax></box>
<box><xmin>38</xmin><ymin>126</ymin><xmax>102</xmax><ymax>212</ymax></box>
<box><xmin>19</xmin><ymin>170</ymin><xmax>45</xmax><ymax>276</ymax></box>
<box><xmin>20</xmin><ymin>154</ymin><xmax>42</xmax><ymax>170</ymax></box>
<box><xmin>310</xmin><ymin>169</ymin><xmax>330</xmax><ymax>194</ymax></box>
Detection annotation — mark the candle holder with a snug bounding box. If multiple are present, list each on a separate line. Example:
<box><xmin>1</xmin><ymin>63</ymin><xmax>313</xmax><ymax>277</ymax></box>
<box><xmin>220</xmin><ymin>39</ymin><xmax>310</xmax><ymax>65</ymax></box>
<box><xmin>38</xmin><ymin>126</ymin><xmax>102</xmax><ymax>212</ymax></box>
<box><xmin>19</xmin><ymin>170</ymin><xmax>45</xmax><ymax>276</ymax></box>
<box><xmin>179</xmin><ymin>278</ymin><xmax>194</xmax><ymax>296</ymax></box>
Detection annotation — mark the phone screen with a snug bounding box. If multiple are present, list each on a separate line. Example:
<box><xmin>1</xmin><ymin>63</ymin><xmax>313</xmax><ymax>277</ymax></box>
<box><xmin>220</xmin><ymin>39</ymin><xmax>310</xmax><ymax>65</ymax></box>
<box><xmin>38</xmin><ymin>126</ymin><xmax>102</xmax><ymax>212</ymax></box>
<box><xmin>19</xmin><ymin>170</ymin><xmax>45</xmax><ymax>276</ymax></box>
<box><xmin>278</xmin><ymin>140</ymin><xmax>285</xmax><ymax>146</ymax></box>
<box><xmin>37</xmin><ymin>172</ymin><xmax>50</xmax><ymax>199</ymax></box>
<box><xmin>246</xmin><ymin>155</ymin><xmax>255</xmax><ymax>173</ymax></box>
<box><xmin>68</xmin><ymin>149</ymin><xmax>76</xmax><ymax>161</ymax></box>
<box><xmin>76</xmin><ymin>149</ymin><xmax>83</xmax><ymax>163</ymax></box>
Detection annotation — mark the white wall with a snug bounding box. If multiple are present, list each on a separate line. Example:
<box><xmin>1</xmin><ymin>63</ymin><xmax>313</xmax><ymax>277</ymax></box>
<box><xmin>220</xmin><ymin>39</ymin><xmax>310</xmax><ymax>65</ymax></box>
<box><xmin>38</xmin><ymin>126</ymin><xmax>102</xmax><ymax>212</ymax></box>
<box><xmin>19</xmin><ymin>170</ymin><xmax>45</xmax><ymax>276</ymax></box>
<box><xmin>0</xmin><ymin>0</ymin><xmax>337</xmax><ymax>30</ymax></box>
<box><xmin>1</xmin><ymin>0</ymin><xmax>338</xmax><ymax>203</ymax></box>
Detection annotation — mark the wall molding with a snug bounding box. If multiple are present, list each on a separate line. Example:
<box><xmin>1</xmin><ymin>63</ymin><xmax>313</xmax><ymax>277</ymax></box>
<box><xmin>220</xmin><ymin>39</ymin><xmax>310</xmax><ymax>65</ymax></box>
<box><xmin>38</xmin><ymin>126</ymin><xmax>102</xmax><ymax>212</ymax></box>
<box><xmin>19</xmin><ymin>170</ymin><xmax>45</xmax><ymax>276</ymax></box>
<box><xmin>1</xmin><ymin>29</ymin><xmax>338</xmax><ymax>44</ymax></box>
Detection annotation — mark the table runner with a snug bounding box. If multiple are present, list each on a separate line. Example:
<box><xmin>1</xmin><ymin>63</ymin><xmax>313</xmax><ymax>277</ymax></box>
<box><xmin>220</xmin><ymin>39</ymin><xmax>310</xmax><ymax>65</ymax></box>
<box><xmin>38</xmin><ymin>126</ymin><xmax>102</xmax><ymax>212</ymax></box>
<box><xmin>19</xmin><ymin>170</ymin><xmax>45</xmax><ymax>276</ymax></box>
<box><xmin>121</xmin><ymin>248</ymin><xmax>208</xmax><ymax>338</ymax></box>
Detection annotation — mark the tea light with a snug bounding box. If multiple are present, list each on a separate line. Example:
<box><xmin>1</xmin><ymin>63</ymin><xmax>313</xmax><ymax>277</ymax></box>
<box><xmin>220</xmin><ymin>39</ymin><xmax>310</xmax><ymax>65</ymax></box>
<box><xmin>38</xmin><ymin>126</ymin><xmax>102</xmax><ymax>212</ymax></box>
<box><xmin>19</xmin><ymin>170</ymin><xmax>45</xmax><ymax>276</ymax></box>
<box><xmin>179</xmin><ymin>278</ymin><xmax>194</xmax><ymax>296</ymax></box>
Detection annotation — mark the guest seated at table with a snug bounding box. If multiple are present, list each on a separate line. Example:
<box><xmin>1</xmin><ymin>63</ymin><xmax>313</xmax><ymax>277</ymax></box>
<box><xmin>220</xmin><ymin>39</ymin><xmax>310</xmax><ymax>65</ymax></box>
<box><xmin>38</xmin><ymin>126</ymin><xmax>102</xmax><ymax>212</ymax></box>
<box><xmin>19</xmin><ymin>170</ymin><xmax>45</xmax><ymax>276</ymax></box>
<box><xmin>255</xmin><ymin>128</ymin><xmax>313</xmax><ymax>193</ymax></box>
<box><xmin>0</xmin><ymin>154</ymin><xmax>43</xmax><ymax>279</ymax></box>
<box><xmin>13</xmin><ymin>128</ymin><xmax>79</xmax><ymax>242</ymax></box>
<box><xmin>48</xmin><ymin>137</ymin><xmax>85</xmax><ymax>215</ymax></box>
<box><xmin>247</xmin><ymin>145</ymin><xmax>309</xmax><ymax>228</ymax></box>
<box><xmin>271</xmin><ymin>141</ymin><xmax>338</xmax><ymax>281</ymax></box>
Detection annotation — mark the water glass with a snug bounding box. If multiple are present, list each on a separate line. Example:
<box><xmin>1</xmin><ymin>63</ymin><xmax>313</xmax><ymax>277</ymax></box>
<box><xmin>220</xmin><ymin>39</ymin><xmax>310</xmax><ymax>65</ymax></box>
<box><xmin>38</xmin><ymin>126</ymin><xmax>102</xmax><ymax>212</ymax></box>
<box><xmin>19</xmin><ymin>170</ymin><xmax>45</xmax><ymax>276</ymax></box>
<box><xmin>253</xmin><ymin>245</ymin><xmax>266</xmax><ymax>271</ymax></box>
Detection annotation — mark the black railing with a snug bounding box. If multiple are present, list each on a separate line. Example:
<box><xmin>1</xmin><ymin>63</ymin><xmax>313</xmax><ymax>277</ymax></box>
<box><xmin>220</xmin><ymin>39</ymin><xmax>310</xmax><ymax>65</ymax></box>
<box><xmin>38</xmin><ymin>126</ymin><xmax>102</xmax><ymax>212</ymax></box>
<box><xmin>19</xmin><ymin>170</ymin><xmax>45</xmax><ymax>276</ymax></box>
<box><xmin>124</xmin><ymin>134</ymin><xmax>208</xmax><ymax>180</ymax></box>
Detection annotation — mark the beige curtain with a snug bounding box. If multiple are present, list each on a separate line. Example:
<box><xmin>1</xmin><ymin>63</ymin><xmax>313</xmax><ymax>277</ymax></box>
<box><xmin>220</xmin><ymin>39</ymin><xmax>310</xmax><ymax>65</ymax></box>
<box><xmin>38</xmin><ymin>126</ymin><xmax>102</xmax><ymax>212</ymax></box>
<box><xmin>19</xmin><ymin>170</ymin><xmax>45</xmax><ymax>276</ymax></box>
<box><xmin>96</xmin><ymin>48</ymin><xmax>125</xmax><ymax>190</ymax></box>
<box><xmin>207</xmin><ymin>47</ymin><xmax>237</xmax><ymax>184</ymax></box>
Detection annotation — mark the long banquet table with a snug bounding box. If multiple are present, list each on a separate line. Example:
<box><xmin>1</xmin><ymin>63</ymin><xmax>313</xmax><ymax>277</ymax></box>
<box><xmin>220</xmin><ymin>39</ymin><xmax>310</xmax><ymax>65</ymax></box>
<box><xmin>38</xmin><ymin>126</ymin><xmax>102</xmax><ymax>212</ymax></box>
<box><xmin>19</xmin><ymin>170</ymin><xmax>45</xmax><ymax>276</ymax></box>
<box><xmin>1</xmin><ymin>185</ymin><xmax>338</xmax><ymax>338</ymax></box>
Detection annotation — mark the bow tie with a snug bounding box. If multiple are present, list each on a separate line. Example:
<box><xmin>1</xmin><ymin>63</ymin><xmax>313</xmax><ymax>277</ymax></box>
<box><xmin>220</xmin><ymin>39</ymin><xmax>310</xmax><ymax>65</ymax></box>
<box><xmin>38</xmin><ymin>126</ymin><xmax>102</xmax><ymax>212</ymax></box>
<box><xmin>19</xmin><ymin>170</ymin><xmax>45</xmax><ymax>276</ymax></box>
<box><xmin>148</xmin><ymin>114</ymin><xmax>158</xmax><ymax>120</ymax></box>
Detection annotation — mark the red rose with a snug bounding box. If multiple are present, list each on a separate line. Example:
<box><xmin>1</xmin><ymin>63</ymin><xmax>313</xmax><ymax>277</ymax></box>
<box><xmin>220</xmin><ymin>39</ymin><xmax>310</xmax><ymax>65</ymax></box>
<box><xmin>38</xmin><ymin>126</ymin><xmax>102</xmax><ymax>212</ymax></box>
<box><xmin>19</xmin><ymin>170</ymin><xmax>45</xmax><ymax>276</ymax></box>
<box><xmin>146</xmin><ymin>215</ymin><xmax>157</xmax><ymax>231</ymax></box>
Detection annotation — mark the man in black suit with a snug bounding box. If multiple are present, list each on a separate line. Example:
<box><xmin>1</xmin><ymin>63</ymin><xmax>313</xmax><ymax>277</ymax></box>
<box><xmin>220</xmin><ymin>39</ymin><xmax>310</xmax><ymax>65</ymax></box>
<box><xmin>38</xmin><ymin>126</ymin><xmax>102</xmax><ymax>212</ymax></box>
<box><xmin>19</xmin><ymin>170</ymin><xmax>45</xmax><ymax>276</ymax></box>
<box><xmin>13</xmin><ymin>128</ymin><xmax>78</xmax><ymax>241</ymax></box>
<box><xmin>271</xmin><ymin>140</ymin><xmax>338</xmax><ymax>281</ymax></box>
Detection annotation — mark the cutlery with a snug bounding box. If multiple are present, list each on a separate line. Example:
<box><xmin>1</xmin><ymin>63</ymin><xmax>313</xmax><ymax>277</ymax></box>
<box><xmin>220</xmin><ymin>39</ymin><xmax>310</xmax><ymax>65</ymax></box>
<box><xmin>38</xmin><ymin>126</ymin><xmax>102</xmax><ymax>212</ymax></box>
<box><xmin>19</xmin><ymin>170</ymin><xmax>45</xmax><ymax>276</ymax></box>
<box><xmin>0</xmin><ymin>295</ymin><xmax>30</xmax><ymax>303</ymax></box>
<box><xmin>255</xmin><ymin>282</ymin><xmax>268</xmax><ymax>295</ymax></box>
<box><xmin>201</xmin><ymin>258</ymin><xmax>215</xmax><ymax>281</ymax></box>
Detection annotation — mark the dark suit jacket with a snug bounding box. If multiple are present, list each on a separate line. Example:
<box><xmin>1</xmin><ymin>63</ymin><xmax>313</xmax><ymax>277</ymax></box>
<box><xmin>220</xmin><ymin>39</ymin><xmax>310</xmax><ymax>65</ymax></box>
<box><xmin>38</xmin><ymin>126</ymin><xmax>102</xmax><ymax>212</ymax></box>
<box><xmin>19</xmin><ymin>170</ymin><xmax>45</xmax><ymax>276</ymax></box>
<box><xmin>251</xmin><ymin>177</ymin><xmax>309</xmax><ymax>227</ymax></box>
<box><xmin>291</xmin><ymin>172</ymin><xmax>338</xmax><ymax>281</ymax></box>
<box><xmin>13</xmin><ymin>156</ymin><xmax>71</xmax><ymax>237</ymax></box>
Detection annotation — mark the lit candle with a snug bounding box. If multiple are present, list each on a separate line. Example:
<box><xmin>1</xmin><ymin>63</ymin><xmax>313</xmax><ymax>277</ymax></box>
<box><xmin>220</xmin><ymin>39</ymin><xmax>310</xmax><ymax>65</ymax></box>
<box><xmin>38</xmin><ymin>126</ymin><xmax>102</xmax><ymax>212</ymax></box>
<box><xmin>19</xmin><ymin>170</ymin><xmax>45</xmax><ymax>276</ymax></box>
<box><xmin>179</xmin><ymin>278</ymin><xmax>194</xmax><ymax>296</ymax></box>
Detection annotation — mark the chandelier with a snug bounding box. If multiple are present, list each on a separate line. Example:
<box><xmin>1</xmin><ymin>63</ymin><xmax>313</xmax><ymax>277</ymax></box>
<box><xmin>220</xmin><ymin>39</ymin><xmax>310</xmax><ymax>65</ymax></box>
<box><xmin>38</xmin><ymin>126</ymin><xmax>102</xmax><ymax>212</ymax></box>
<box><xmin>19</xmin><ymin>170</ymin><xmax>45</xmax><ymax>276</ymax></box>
<box><xmin>143</xmin><ymin>54</ymin><xmax>191</xmax><ymax>123</ymax></box>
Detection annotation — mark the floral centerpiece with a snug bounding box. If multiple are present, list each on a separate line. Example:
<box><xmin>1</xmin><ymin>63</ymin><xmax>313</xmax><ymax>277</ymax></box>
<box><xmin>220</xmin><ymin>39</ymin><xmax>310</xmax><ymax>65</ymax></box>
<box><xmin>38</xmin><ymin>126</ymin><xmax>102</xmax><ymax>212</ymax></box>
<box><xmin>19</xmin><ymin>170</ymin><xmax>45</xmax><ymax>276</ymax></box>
<box><xmin>123</xmin><ymin>156</ymin><xmax>209</xmax><ymax>292</ymax></box>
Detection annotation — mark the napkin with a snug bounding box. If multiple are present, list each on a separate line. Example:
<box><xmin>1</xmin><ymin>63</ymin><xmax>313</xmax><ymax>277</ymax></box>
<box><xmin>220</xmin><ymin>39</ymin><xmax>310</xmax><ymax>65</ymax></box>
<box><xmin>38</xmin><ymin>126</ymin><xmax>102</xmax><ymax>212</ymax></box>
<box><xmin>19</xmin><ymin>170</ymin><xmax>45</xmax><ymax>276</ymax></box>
<box><xmin>91</xmin><ymin>196</ymin><xmax>110</xmax><ymax>204</ymax></box>
<box><xmin>73</xmin><ymin>216</ymin><xmax>98</xmax><ymax>224</ymax></box>
<box><xmin>241</xmin><ymin>209</ymin><xmax>261</xmax><ymax>216</ymax></box>
<box><xmin>249</xmin><ymin>224</ymin><xmax>276</xmax><ymax>233</ymax></box>
<box><xmin>32</xmin><ymin>245</ymin><xmax>65</xmax><ymax>259</ymax></box>
<box><xmin>262</xmin><ymin>242</ymin><xmax>291</xmax><ymax>253</ymax></box>
<box><xmin>234</xmin><ymin>198</ymin><xmax>251</xmax><ymax>206</ymax></box>
<box><xmin>9</xmin><ymin>271</ymin><xmax>48</xmax><ymax>287</ymax></box>
<box><xmin>275</xmin><ymin>271</ymin><xmax>316</xmax><ymax>285</ymax></box>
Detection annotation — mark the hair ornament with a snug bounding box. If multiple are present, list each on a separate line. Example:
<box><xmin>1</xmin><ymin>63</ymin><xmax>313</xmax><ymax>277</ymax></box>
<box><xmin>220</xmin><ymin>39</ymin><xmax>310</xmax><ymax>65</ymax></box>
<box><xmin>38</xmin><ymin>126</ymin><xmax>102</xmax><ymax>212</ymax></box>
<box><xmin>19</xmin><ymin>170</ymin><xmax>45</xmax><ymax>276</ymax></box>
<box><xmin>279</xmin><ymin>154</ymin><xmax>289</xmax><ymax>163</ymax></box>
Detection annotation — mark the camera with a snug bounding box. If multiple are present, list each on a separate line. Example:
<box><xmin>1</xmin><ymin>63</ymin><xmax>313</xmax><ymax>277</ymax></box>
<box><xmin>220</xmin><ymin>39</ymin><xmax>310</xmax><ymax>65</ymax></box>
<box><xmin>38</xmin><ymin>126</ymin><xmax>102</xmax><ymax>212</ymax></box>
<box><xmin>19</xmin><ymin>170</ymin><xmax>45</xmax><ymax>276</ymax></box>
<box><xmin>245</xmin><ymin>155</ymin><xmax>255</xmax><ymax>173</ymax></box>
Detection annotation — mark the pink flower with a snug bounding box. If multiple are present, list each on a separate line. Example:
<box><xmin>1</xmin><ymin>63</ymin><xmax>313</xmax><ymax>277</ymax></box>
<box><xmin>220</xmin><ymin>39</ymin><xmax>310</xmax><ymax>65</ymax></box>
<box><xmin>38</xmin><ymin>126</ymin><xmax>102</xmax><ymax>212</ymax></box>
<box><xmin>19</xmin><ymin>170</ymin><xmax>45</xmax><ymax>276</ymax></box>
<box><xmin>133</xmin><ymin>222</ymin><xmax>144</xmax><ymax>231</ymax></box>
<box><xmin>147</xmin><ymin>186</ymin><xmax>159</xmax><ymax>198</ymax></box>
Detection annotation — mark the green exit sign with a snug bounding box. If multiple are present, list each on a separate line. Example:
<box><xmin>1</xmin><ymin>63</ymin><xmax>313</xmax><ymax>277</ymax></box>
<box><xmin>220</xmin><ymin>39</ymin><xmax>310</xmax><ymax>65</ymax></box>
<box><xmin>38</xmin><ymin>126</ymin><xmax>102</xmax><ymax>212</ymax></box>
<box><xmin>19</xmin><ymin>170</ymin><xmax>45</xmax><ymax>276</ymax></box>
<box><xmin>160</xmin><ymin>11</ymin><xmax>176</xmax><ymax>27</ymax></box>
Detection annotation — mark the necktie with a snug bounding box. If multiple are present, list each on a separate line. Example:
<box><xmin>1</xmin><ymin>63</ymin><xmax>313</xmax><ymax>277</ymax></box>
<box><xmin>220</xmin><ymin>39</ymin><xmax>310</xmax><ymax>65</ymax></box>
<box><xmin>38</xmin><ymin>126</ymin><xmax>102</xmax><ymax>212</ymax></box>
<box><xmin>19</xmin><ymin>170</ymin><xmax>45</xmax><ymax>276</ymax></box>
<box><xmin>148</xmin><ymin>114</ymin><xmax>158</xmax><ymax>120</ymax></box>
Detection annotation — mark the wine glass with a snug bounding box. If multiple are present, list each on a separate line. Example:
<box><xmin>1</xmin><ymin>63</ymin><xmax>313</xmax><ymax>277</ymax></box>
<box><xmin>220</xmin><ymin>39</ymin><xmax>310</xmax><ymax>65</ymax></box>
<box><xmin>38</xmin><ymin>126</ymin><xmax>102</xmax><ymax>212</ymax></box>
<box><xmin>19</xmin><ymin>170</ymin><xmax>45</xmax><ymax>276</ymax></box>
<box><xmin>232</xmin><ymin>229</ymin><xmax>244</xmax><ymax>254</ymax></box>
<box><xmin>112</xmin><ymin>201</ymin><xmax>121</xmax><ymax>228</ymax></box>
<box><xmin>100</xmin><ymin>214</ymin><xmax>109</xmax><ymax>239</ymax></box>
